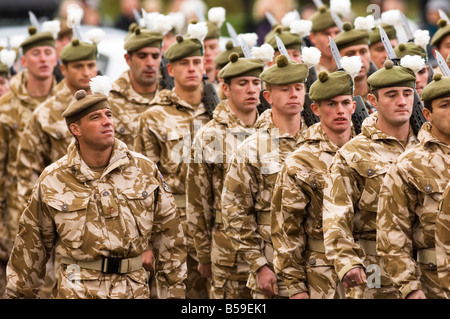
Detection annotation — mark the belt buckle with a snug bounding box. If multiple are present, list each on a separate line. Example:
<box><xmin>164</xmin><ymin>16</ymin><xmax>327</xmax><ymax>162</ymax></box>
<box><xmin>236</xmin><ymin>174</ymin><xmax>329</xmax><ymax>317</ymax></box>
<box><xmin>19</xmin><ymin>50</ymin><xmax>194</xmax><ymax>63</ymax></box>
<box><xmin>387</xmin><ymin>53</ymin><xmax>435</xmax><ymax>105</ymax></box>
<box><xmin>102</xmin><ymin>257</ymin><xmax>122</xmax><ymax>274</ymax></box>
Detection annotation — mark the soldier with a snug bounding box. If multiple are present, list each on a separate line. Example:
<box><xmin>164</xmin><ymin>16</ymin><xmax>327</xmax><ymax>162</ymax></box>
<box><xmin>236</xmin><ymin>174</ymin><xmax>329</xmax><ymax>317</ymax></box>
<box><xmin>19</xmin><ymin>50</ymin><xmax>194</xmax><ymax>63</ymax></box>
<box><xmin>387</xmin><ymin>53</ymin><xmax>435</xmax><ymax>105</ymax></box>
<box><xmin>134</xmin><ymin>24</ymin><xmax>211</xmax><ymax>299</ymax></box>
<box><xmin>376</xmin><ymin>73</ymin><xmax>450</xmax><ymax>299</ymax></box>
<box><xmin>368</xmin><ymin>23</ymin><xmax>397</xmax><ymax>70</ymax></box>
<box><xmin>221</xmin><ymin>55</ymin><xmax>310</xmax><ymax>299</ymax></box>
<box><xmin>203</xmin><ymin>7</ymin><xmax>226</xmax><ymax>86</ymax></box>
<box><xmin>186</xmin><ymin>53</ymin><xmax>268</xmax><ymax>299</ymax></box>
<box><xmin>436</xmin><ymin>183</ymin><xmax>450</xmax><ymax>298</ymax></box>
<box><xmin>265</xmin><ymin>26</ymin><xmax>303</xmax><ymax>66</ymax></box>
<box><xmin>0</xmin><ymin>26</ymin><xmax>57</xmax><ymax>298</ymax></box>
<box><xmin>431</xmin><ymin>19</ymin><xmax>450</xmax><ymax>74</ymax></box>
<box><xmin>308</xmin><ymin>5</ymin><xmax>340</xmax><ymax>73</ymax></box>
<box><xmin>334</xmin><ymin>18</ymin><xmax>372</xmax><ymax>105</ymax></box>
<box><xmin>6</xmin><ymin>82</ymin><xmax>187</xmax><ymax>299</ymax></box>
<box><xmin>322</xmin><ymin>60</ymin><xmax>420</xmax><ymax>299</ymax></box>
<box><xmin>109</xmin><ymin>26</ymin><xmax>165</xmax><ymax>149</ymax></box>
<box><xmin>271</xmin><ymin>69</ymin><xmax>358</xmax><ymax>299</ymax></box>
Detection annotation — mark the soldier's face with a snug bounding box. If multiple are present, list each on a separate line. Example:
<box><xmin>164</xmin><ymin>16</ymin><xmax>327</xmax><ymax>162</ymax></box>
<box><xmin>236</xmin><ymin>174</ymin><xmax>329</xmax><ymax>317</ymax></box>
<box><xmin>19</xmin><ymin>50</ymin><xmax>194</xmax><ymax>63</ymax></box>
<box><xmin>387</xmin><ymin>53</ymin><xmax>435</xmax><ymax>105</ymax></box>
<box><xmin>264</xmin><ymin>82</ymin><xmax>305</xmax><ymax>116</ymax></box>
<box><xmin>203</xmin><ymin>38</ymin><xmax>220</xmax><ymax>74</ymax></box>
<box><xmin>424</xmin><ymin>97</ymin><xmax>450</xmax><ymax>144</ymax></box>
<box><xmin>370</xmin><ymin>39</ymin><xmax>397</xmax><ymax>69</ymax></box>
<box><xmin>126</xmin><ymin>47</ymin><xmax>162</xmax><ymax>88</ymax></box>
<box><xmin>20</xmin><ymin>46</ymin><xmax>57</xmax><ymax>80</ymax></box>
<box><xmin>437</xmin><ymin>35</ymin><xmax>450</xmax><ymax>66</ymax></box>
<box><xmin>312</xmin><ymin>95</ymin><xmax>355</xmax><ymax>134</ymax></box>
<box><xmin>340</xmin><ymin>44</ymin><xmax>371</xmax><ymax>79</ymax></box>
<box><xmin>268</xmin><ymin>49</ymin><xmax>302</xmax><ymax>67</ymax></box>
<box><xmin>61</xmin><ymin>60</ymin><xmax>98</xmax><ymax>92</ymax></box>
<box><xmin>72</xmin><ymin>108</ymin><xmax>115</xmax><ymax>151</ymax></box>
<box><xmin>369</xmin><ymin>87</ymin><xmax>414</xmax><ymax>127</ymax></box>
<box><xmin>415</xmin><ymin>65</ymin><xmax>430</xmax><ymax>95</ymax></box>
<box><xmin>168</xmin><ymin>56</ymin><xmax>204</xmax><ymax>90</ymax></box>
<box><xmin>223</xmin><ymin>76</ymin><xmax>261</xmax><ymax>113</ymax></box>
<box><xmin>309</xmin><ymin>27</ymin><xmax>341</xmax><ymax>59</ymax></box>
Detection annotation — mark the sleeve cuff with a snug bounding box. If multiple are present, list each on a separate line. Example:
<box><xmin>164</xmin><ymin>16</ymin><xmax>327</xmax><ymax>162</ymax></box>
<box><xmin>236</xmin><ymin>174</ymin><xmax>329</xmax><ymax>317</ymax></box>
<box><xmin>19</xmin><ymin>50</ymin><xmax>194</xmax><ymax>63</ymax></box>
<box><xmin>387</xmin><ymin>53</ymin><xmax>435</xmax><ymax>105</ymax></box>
<box><xmin>400</xmin><ymin>281</ymin><xmax>423</xmax><ymax>299</ymax></box>
<box><xmin>338</xmin><ymin>263</ymin><xmax>363</xmax><ymax>281</ymax></box>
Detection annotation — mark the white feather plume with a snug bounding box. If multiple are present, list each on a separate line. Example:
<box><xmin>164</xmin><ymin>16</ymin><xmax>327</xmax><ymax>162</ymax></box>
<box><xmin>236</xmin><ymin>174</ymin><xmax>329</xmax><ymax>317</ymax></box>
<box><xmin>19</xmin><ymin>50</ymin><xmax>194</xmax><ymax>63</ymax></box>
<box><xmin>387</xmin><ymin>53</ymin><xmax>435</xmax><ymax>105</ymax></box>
<box><xmin>10</xmin><ymin>34</ymin><xmax>26</xmax><ymax>49</ymax></box>
<box><xmin>381</xmin><ymin>10</ymin><xmax>401</xmax><ymax>27</ymax></box>
<box><xmin>168</xmin><ymin>12</ymin><xmax>186</xmax><ymax>33</ymax></box>
<box><xmin>0</xmin><ymin>49</ymin><xmax>17</xmax><ymax>68</ymax></box>
<box><xmin>208</xmin><ymin>7</ymin><xmax>226</xmax><ymax>28</ymax></box>
<box><xmin>251</xmin><ymin>44</ymin><xmax>275</xmax><ymax>63</ymax></box>
<box><xmin>330</xmin><ymin>0</ymin><xmax>352</xmax><ymax>17</ymax></box>
<box><xmin>86</xmin><ymin>28</ymin><xmax>105</xmax><ymax>45</ymax></box>
<box><xmin>66</xmin><ymin>3</ymin><xmax>84</xmax><ymax>28</ymax></box>
<box><xmin>187</xmin><ymin>21</ymin><xmax>208</xmax><ymax>42</ymax></box>
<box><xmin>400</xmin><ymin>55</ymin><xmax>425</xmax><ymax>73</ymax></box>
<box><xmin>341</xmin><ymin>55</ymin><xmax>362</xmax><ymax>78</ymax></box>
<box><xmin>89</xmin><ymin>75</ymin><xmax>112</xmax><ymax>95</ymax></box>
<box><xmin>301</xmin><ymin>46</ymin><xmax>321</xmax><ymax>68</ymax></box>
<box><xmin>290</xmin><ymin>20</ymin><xmax>312</xmax><ymax>38</ymax></box>
<box><xmin>281</xmin><ymin>10</ymin><xmax>300</xmax><ymax>28</ymax></box>
<box><xmin>146</xmin><ymin>12</ymin><xmax>173</xmax><ymax>35</ymax></box>
<box><xmin>42</xmin><ymin>20</ymin><xmax>60</xmax><ymax>39</ymax></box>
<box><xmin>354</xmin><ymin>15</ymin><xmax>375</xmax><ymax>31</ymax></box>
<box><xmin>239</xmin><ymin>33</ymin><xmax>258</xmax><ymax>48</ymax></box>
<box><xmin>413</xmin><ymin>29</ymin><xmax>430</xmax><ymax>50</ymax></box>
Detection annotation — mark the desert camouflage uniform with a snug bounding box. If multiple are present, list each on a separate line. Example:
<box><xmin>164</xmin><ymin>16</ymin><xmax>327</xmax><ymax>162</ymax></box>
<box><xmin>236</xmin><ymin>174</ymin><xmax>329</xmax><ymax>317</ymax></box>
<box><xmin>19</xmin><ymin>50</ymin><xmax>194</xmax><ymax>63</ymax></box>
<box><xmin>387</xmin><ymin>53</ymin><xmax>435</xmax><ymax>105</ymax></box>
<box><xmin>436</xmin><ymin>182</ymin><xmax>450</xmax><ymax>298</ymax></box>
<box><xmin>271</xmin><ymin>123</ymin><xmax>352</xmax><ymax>299</ymax></box>
<box><xmin>6</xmin><ymin>138</ymin><xmax>187</xmax><ymax>299</ymax></box>
<box><xmin>221</xmin><ymin>110</ymin><xmax>308</xmax><ymax>299</ymax></box>
<box><xmin>323</xmin><ymin>115</ymin><xmax>418</xmax><ymax>299</ymax></box>
<box><xmin>0</xmin><ymin>70</ymin><xmax>56</xmax><ymax>298</ymax></box>
<box><xmin>108</xmin><ymin>71</ymin><xmax>158</xmax><ymax>150</ymax></box>
<box><xmin>186</xmin><ymin>100</ymin><xmax>270</xmax><ymax>299</ymax></box>
<box><xmin>377</xmin><ymin>122</ymin><xmax>449</xmax><ymax>299</ymax></box>
<box><xmin>134</xmin><ymin>88</ymin><xmax>210</xmax><ymax>298</ymax></box>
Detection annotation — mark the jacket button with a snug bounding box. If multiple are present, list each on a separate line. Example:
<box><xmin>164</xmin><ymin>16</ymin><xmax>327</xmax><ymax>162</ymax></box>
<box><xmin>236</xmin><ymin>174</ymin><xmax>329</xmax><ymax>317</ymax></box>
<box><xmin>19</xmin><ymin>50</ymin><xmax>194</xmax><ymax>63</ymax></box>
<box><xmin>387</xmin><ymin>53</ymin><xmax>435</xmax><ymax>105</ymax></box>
<box><xmin>103</xmin><ymin>191</ymin><xmax>109</xmax><ymax>197</ymax></box>
<box><xmin>311</xmin><ymin>181</ymin><xmax>318</xmax><ymax>189</ymax></box>
<box><xmin>142</xmin><ymin>191</ymin><xmax>148</xmax><ymax>199</ymax></box>
<box><xmin>61</xmin><ymin>204</ymin><xmax>69</xmax><ymax>212</ymax></box>
<box><xmin>367</xmin><ymin>169</ymin><xmax>374</xmax><ymax>176</ymax></box>
<box><xmin>309</xmin><ymin>258</ymin><xmax>316</xmax><ymax>265</ymax></box>
<box><xmin>424</xmin><ymin>185</ymin><xmax>432</xmax><ymax>193</ymax></box>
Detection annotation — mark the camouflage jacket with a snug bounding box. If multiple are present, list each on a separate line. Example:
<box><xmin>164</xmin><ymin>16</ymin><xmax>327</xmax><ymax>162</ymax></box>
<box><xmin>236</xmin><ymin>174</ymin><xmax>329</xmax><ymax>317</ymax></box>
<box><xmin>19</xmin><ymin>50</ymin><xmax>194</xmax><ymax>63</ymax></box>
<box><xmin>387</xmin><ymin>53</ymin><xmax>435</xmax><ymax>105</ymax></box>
<box><xmin>376</xmin><ymin>122</ymin><xmax>449</xmax><ymax>298</ymax></box>
<box><xmin>134</xmin><ymin>89</ymin><xmax>210</xmax><ymax>196</ymax></box>
<box><xmin>186</xmin><ymin>100</ymin><xmax>269</xmax><ymax>272</ymax></box>
<box><xmin>323</xmin><ymin>115</ymin><xmax>419</xmax><ymax>281</ymax></box>
<box><xmin>221</xmin><ymin>111</ymin><xmax>308</xmax><ymax>291</ymax></box>
<box><xmin>271</xmin><ymin>123</ymin><xmax>352</xmax><ymax>296</ymax></box>
<box><xmin>109</xmin><ymin>71</ymin><xmax>158</xmax><ymax>150</ymax></box>
<box><xmin>0</xmin><ymin>70</ymin><xmax>57</xmax><ymax>242</ymax></box>
<box><xmin>16</xmin><ymin>79</ymin><xmax>75</xmax><ymax>217</ymax></box>
<box><xmin>436</xmin><ymin>182</ymin><xmax>450</xmax><ymax>298</ymax></box>
<box><xmin>6</xmin><ymin>138</ymin><xmax>187</xmax><ymax>299</ymax></box>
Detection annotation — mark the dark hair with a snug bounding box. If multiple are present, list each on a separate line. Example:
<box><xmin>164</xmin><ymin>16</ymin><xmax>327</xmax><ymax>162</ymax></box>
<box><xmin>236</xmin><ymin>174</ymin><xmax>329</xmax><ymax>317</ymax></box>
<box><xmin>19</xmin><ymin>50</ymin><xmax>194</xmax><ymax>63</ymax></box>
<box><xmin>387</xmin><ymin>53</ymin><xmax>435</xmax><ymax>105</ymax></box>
<box><xmin>424</xmin><ymin>99</ymin><xmax>433</xmax><ymax>112</ymax></box>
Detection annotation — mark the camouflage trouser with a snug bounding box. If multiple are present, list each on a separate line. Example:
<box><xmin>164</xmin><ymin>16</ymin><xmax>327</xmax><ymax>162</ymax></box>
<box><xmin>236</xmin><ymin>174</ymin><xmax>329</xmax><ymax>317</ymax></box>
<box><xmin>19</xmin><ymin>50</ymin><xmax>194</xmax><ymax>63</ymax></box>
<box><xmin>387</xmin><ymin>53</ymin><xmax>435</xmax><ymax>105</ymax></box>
<box><xmin>210</xmin><ymin>275</ymin><xmax>252</xmax><ymax>299</ymax></box>
<box><xmin>304</xmin><ymin>250</ymin><xmax>346</xmax><ymax>299</ymax></box>
<box><xmin>419</xmin><ymin>263</ymin><xmax>446</xmax><ymax>299</ymax></box>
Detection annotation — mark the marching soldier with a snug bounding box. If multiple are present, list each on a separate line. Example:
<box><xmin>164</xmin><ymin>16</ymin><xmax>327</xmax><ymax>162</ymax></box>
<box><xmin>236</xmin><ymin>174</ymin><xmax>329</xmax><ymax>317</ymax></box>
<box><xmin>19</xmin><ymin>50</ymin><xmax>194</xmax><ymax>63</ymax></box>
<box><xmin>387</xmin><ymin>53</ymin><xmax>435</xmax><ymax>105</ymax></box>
<box><xmin>0</xmin><ymin>26</ymin><xmax>58</xmax><ymax>298</ymax></box>
<box><xmin>203</xmin><ymin>7</ymin><xmax>226</xmax><ymax>87</ymax></box>
<box><xmin>221</xmin><ymin>55</ymin><xmax>310</xmax><ymax>299</ymax></box>
<box><xmin>134</xmin><ymin>24</ymin><xmax>211</xmax><ymax>299</ymax></box>
<box><xmin>436</xmin><ymin>183</ymin><xmax>450</xmax><ymax>298</ymax></box>
<box><xmin>186</xmin><ymin>53</ymin><xmax>268</xmax><ymax>299</ymax></box>
<box><xmin>368</xmin><ymin>23</ymin><xmax>397</xmax><ymax>70</ymax></box>
<box><xmin>109</xmin><ymin>25</ymin><xmax>167</xmax><ymax>150</ymax></box>
<box><xmin>430</xmin><ymin>19</ymin><xmax>450</xmax><ymax>75</ymax></box>
<box><xmin>376</xmin><ymin>74</ymin><xmax>450</xmax><ymax>299</ymax></box>
<box><xmin>6</xmin><ymin>82</ymin><xmax>187</xmax><ymax>299</ymax></box>
<box><xmin>322</xmin><ymin>60</ymin><xmax>420</xmax><ymax>299</ymax></box>
<box><xmin>271</xmin><ymin>69</ymin><xmax>357</xmax><ymax>299</ymax></box>
<box><xmin>265</xmin><ymin>26</ymin><xmax>303</xmax><ymax>66</ymax></box>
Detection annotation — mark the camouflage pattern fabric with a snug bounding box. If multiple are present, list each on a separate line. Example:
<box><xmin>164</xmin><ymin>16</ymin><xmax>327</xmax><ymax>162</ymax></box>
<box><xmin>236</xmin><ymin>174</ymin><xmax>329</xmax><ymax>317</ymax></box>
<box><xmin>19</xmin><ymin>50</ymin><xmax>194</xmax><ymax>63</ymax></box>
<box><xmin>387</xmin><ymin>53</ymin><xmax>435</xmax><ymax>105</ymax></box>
<box><xmin>186</xmin><ymin>100</ymin><xmax>269</xmax><ymax>298</ymax></box>
<box><xmin>271</xmin><ymin>123</ymin><xmax>352</xmax><ymax>299</ymax></box>
<box><xmin>377</xmin><ymin>122</ymin><xmax>449</xmax><ymax>299</ymax></box>
<box><xmin>436</xmin><ymin>182</ymin><xmax>450</xmax><ymax>298</ymax></box>
<box><xmin>134</xmin><ymin>88</ymin><xmax>210</xmax><ymax>298</ymax></box>
<box><xmin>221</xmin><ymin>110</ymin><xmax>308</xmax><ymax>298</ymax></box>
<box><xmin>6</xmin><ymin>139</ymin><xmax>187</xmax><ymax>299</ymax></box>
<box><xmin>108</xmin><ymin>71</ymin><xmax>158</xmax><ymax>150</ymax></box>
<box><xmin>323</xmin><ymin>115</ymin><xmax>418</xmax><ymax>299</ymax></box>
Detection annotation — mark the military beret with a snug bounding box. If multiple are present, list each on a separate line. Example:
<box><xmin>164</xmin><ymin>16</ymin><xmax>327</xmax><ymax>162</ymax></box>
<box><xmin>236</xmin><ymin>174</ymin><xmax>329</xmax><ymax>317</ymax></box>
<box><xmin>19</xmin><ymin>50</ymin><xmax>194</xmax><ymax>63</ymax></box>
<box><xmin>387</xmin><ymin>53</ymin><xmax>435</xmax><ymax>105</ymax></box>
<box><xmin>214</xmin><ymin>41</ymin><xmax>244</xmax><ymax>68</ymax></box>
<box><xmin>124</xmin><ymin>28</ymin><xmax>163</xmax><ymax>52</ymax></box>
<box><xmin>310</xmin><ymin>6</ymin><xmax>336</xmax><ymax>32</ymax></box>
<box><xmin>205</xmin><ymin>7</ymin><xmax>226</xmax><ymax>40</ymax></box>
<box><xmin>63</xmin><ymin>90</ymin><xmax>110</xmax><ymax>126</ymax></box>
<box><xmin>309</xmin><ymin>70</ymin><xmax>353</xmax><ymax>101</ymax></box>
<box><xmin>20</xmin><ymin>26</ymin><xmax>55</xmax><ymax>54</ymax></box>
<box><xmin>60</xmin><ymin>38</ymin><xmax>97</xmax><ymax>62</ymax></box>
<box><xmin>218</xmin><ymin>53</ymin><xmax>264</xmax><ymax>80</ymax></box>
<box><xmin>0</xmin><ymin>63</ymin><xmax>8</xmax><ymax>78</ymax></box>
<box><xmin>431</xmin><ymin>19</ymin><xmax>450</xmax><ymax>47</ymax></box>
<box><xmin>164</xmin><ymin>34</ymin><xmax>203</xmax><ymax>62</ymax></box>
<box><xmin>265</xmin><ymin>26</ymin><xmax>302</xmax><ymax>51</ymax></box>
<box><xmin>367</xmin><ymin>60</ymin><xmax>416</xmax><ymax>91</ymax></box>
<box><xmin>260</xmin><ymin>55</ymin><xmax>309</xmax><ymax>85</ymax></box>
<box><xmin>369</xmin><ymin>23</ymin><xmax>396</xmax><ymax>45</ymax></box>
<box><xmin>419</xmin><ymin>73</ymin><xmax>450</xmax><ymax>102</ymax></box>
<box><xmin>205</xmin><ymin>20</ymin><xmax>220</xmax><ymax>40</ymax></box>
<box><xmin>394</xmin><ymin>42</ymin><xmax>427</xmax><ymax>59</ymax></box>
<box><xmin>335</xmin><ymin>22</ymin><xmax>370</xmax><ymax>51</ymax></box>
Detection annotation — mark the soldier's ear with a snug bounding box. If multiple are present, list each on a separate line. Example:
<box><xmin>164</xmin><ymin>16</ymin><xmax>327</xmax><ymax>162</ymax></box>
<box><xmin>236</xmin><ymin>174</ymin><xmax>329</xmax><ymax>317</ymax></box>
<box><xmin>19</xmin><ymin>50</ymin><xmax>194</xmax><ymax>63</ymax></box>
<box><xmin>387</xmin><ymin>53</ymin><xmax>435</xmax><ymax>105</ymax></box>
<box><xmin>311</xmin><ymin>102</ymin><xmax>320</xmax><ymax>117</ymax></box>
<box><xmin>367</xmin><ymin>93</ymin><xmax>378</xmax><ymax>110</ymax></box>
<box><xmin>167</xmin><ymin>62</ymin><xmax>174</xmax><ymax>77</ymax></box>
<box><xmin>422</xmin><ymin>106</ymin><xmax>432</xmax><ymax>122</ymax></box>
<box><xmin>69</xmin><ymin>122</ymin><xmax>82</xmax><ymax>137</ymax></box>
